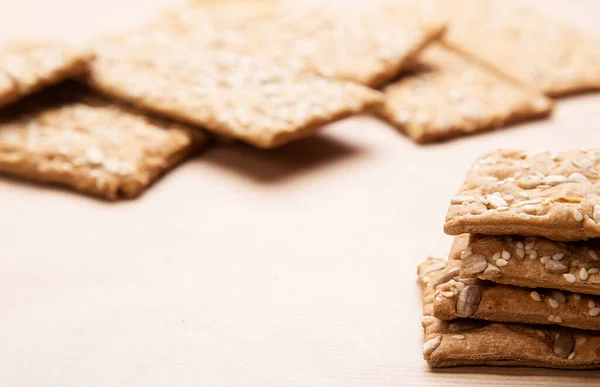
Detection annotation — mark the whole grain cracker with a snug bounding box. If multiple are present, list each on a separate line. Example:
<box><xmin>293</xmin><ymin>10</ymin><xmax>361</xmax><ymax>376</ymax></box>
<box><xmin>377</xmin><ymin>44</ymin><xmax>552</xmax><ymax>143</ymax></box>
<box><xmin>445</xmin><ymin>149</ymin><xmax>600</xmax><ymax>241</ymax></box>
<box><xmin>419</xmin><ymin>257</ymin><xmax>600</xmax><ymax>368</ymax></box>
<box><xmin>88</xmin><ymin>35</ymin><xmax>382</xmax><ymax>149</ymax></box>
<box><xmin>437</xmin><ymin>0</ymin><xmax>600</xmax><ymax>96</ymax></box>
<box><xmin>146</xmin><ymin>2</ymin><xmax>446</xmax><ymax>88</ymax></box>
<box><xmin>0</xmin><ymin>41</ymin><xmax>92</xmax><ymax>109</ymax></box>
<box><xmin>433</xmin><ymin>250</ymin><xmax>600</xmax><ymax>330</ymax></box>
<box><xmin>0</xmin><ymin>83</ymin><xmax>207</xmax><ymax>200</ymax></box>
<box><xmin>453</xmin><ymin>234</ymin><xmax>600</xmax><ymax>296</ymax></box>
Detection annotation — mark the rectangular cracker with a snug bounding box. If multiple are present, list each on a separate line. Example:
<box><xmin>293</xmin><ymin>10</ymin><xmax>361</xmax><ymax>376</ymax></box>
<box><xmin>453</xmin><ymin>234</ymin><xmax>600</xmax><ymax>296</ymax></box>
<box><xmin>437</xmin><ymin>0</ymin><xmax>600</xmax><ymax>96</ymax></box>
<box><xmin>0</xmin><ymin>41</ymin><xmax>92</xmax><ymax>109</ymax></box>
<box><xmin>87</xmin><ymin>34</ymin><xmax>382</xmax><ymax>149</ymax></box>
<box><xmin>445</xmin><ymin>149</ymin><xmax>600</xmax><ymax>241</ymax></box>
<box><xmin>432</xmin><ymin>251</ymin><xmax>600</xmax><ymax>331</ymax></box>
<box><xmin>0</xmin><ymin>83</ymin><xmax>207</xmax><ymax>200</ymax></box>
<box><xmin>419</xmin><ymin>257</ymin><xmax>600</xmax><ymax>369</ymax></box>
<box><xmin>147</xmin><ymin>2</ymin><xmax>446</xmax><ymax>88</ymax></box>
<box><xmin>377</xmin><ymin>44</ymin><xmax>552</xmax><ymax>143</ymax></box>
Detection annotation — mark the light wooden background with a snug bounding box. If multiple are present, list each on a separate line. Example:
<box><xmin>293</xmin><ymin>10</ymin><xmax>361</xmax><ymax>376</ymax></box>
<box><xmin>1</xmin><ymin>0</ymin><xmax>600</xmax><ymax>386</ymax></box>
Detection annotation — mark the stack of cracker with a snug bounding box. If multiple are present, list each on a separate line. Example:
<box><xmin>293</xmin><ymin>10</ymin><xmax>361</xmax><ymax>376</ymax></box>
<box><xmin>419</xmin><ymin>149</ymin><xmax>600</xmax><ymax>369</ymax></box>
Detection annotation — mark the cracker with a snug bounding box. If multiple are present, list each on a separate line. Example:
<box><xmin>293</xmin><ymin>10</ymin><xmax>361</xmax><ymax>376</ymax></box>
<box><xmin>147</xmin><ymin>2</ymin><xmax>446</xmax><ymax>87</ymax></box>
<box><xmin>437</xmin><ymin>0</ymin><xmax>600</xmax><ymax>96</ymax></box>
<box><xmin>0</xmin><ymin>83</ymin><xmax>207</xmax><ymax>200</ymax></box>
<box><xmin>0</xmin><ymin>41</ymin><xmax>91</xmax><ymax>109</ymax></box>
<box><xmin>433</xmin><ymin>250</ymin><xmax>600</xmax><ymax>330</ymax></box>
<box><xmin>445</xmin><ymin>149</ymin><xmax>600</xmax><ymax>241</ymax></box>
<box><xmin>88</xmin><ymin>35</ymin><xmax>382</xmax><ymax>149</ymax></box>
<box><xmin>377</xmin><ymin>44</ymin><xmax>552</xmax><ymax>143</ymax></box>
<box><xmin>419</xmin><ymin>257</ymin><xmax>600</xmax><ymax>368</ymax></box>
<box><xmin>453</xmin><ymin>234</ymin><xmax>600</xmax><ymax>296</ymax></box>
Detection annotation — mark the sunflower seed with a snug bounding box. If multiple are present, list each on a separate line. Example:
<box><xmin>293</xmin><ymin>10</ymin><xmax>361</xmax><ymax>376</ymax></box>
<box><xmin>530</xmin><ymin>291</ymin><xmax>542</xmax><ymax>302</ymax></box>
<box><xmin>545</xmin><ymin>260</ymin><xmax>569</xmax><ymax>274</ymax></box>
<box><xmin>422</xmin><ymin>336</ymin><xmax>441</xmax><ymax>356</ymax></box>
<box><xmin>483</xmin><ymin>264</ymin><xmax>501</xmax><ymax>278</ymax></box>
<box><xmin>553</xmin><ymin>331</ymin><xmax>574</xmax><ymax>358</ymax></box>
<box><xmin>448</xmin><ymin>319</ymin><xmax>484</xmax><ymax>332</ymax></box>
<box><xmin>456</xmin><ymin>286</ymin><xmax>482</xmax><ymax>317</ymax></box>
<box><xmin>563</xmin><ymin>273</ymin><xmax>577</xmax><ymax>283</ymax></box>
<box><xmin>462</xmin><ymin>254</ymin><xmax>488</xmax><ymax>276</ymax></box>
<box><xmin>434</xmin><ymin>267</ymin><xmax>460</xmax><ymax>286</ymax></box>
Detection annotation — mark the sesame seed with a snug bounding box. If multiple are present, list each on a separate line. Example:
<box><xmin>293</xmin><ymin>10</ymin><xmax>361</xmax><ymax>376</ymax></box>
<box><xmin>85</xmin><ymin>147</ymin><xmax>104</xmax><ymax>165</ymax></box>
<box><xmin>496</xmin><ymin>206</ymin><xmax>510</xmax><ymax>211</ymax></box>
<box><xmin>563</xmin><ymin>273</ymin><xmax>577</xmax><ymax>283</ymax></box>
<box><xmin>548</xmin><ymin>315</ymin><xmax>555</xmax><ymax>322</ymax></box>
<box><xmin>461</xmin><ymin>248</ymin><xmax>473</xmax><ymax>259</ymax></box>
<box><xmin>451</xmin><ymin>195</ymin><xmax>475</xmax><ymax>204</ymax></box>
<box><xmin>573</xmin><ymin>210</ymin><xmax>583</xmax><ymax>222</ymax></box>
<box><xmin>540</xmin><ymin>256</ymin><xmax>551</xmax><ymax>263</ymax></box>
<box><xmin>450</xmin><ymin>335</ymin><xmax>465</xmax><ymax>340</ymax></box>
<box><xmin>442</xmin><ymin>291</ymin><xmax>455</xmax><ymax>298</ymax></box>
<box><xmin>589</xmin><ymin>268</ymin><xmax>599</xmax><ymax>274</ymax></box>
<box><xmin>530</xmin><ymin>251</ymin><xmax>538</xmax><ymax>259</ymax></box>
<box><xmin>590</xmin><ymin>308</ymin><xmax>600</xmax><ymax>317</ymax></box>
<box><xmin>568</xmin><ymin>351</ymin><xmax>576</xmax><ymax>360</ymax></box>
<box><xmin>541</xmin><ymin>175</ymin><xmax>567</xmax><ymax>186</ymax></box>
<box><xmin>492</xmin><ymin>252</ymin><xmax>501</xmax><ymax>261</ymax></box>
<box><xmin>589</xmin><ymin>250</ymin><xmax>598</xmax><ymax>260</ymax></box>
<box><xmin>552</xmin><ymin>254</ymin><xmax>565</xmax><ymax>261</ymax></box>
<box><xmin>518</xmin><ymin>191</ymin><xmax>529</xmax><ymax>198</ymax></box>
<box><xmin>501</xmin><ymin>250</ymin><xmax>511</xmax><ymax>260</ymax></box>
<box><xmin>572</xmin><ymin>259</ymin><xmax>579</xmax><ymax>267</ymax></box>
<box><xmin>496</xmin><ymin>258</ymin><xmax>508</xmax><ymax>267</ymax></box>
<box><xmin>487</xmin><ymin>194</ymin><xmax>508</xmax><ymax>209</ymax></box>
<box><xmin>530</xmin><ymin>291</ymin><xmax>542</xmax><ymax>302</ymax></box>
<box><xmin>522</xmin><ymin>204</ymin><xmax>539</xmax><ymax>214</ymax></box>
<box><xmin>580</xmin><ymin>268</ymin><xmax>589</xmax><ymax>281</ymax></box>
<box><xmin>517</xmin><ymin>242</ymin><xmax>524</xmax><ymax>249</ymax></box>
<box><xmin>572</xmin><ymin>294</ymin><xmax>581</xmax><ymax>300</ymax></box>
<box><xmin>548</xmin><ymin>298</ymin><xmax>559</xmax><ymax>308</ymax></box>
<box><xmin>525</xmin><ymin>242</ymin><xmax>536</xmax><ymax>251</ymax></box>
<box><xmin>536</xmin><ymin>330</ymin><xmax>546</xmax><ymax>338</ymax></box>
<box><xmin>589</xmin><ymin>300</ymin><xmax>596</xmax><ymax>309</ymax></box>
<box><xmin>520</xmin><ymin>198</ymin><xmax>543</xmax><ymax>206</ymax></box>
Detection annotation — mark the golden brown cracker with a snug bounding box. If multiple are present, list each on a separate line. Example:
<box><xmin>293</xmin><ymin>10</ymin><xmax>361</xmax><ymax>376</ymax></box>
<box><xmin>88</xmin><ymin>35</ymin><xmax>382</xmax><ymax>149</ymax></box>
<box><xmin>445</xmin><ymin>150</ymin><xmax>600</xmax><ymax>241</ymax></box>
<box><xmin>0</xmin><ymin>83</ymin><xmax>207</xmax><ymax>200</ymax></box>
<box><xmin>453</xmin><ymin>234</ymin><xmax>600</xmax><ymax>296</ymax></box>
<box><xmin>419</xmin><ymin>257</ymin><xmax>600</xmax><ymax>368</ymax></box>
<box><xmin>378</xmin><ymin>44</ymin><xmax>552</xmax><ymax>143</ymax></box>
<box><xmin>0</xmin><ymin>41</ymin><xmax>91</xmax><ymax>109</ymax></box>
<box><xmin>437</xmin><ymin>0</ymin><xmax>600</xmax><ymax>96</ymax></box>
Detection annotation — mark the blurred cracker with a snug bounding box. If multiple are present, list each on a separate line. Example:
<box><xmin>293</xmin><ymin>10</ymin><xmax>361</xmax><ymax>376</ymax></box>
<box><xmin>437</xmin><ymin>0</ymin><xmax>600</xmax><ymax>96</ymax></box>
<box><xmin>378</xmin><ymin>44</ymin><xmax>552</xmax><ymax>143</ymax></box>
<box><xmin>0</xmin><ymin>82</ymin><xmax>207</xmax><ymax>200</ymax></box>
<box><xmin>0</xmin><ymin>41</ymin><xmax>91</xmax><ymax>109</ymax></box>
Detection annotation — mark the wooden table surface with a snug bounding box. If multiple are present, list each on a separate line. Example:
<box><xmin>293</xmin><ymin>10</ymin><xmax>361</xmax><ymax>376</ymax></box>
<box><xmin>2</xmin><ymin>0</ymin><xmax>600</xmax><ymax>385</ymax></box>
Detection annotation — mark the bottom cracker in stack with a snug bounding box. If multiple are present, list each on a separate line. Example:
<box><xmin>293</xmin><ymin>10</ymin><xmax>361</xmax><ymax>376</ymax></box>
<box><xmin>418</xmin><ymin>256</ymin><xmax>600</xmax><ymax>368</ymax></box>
